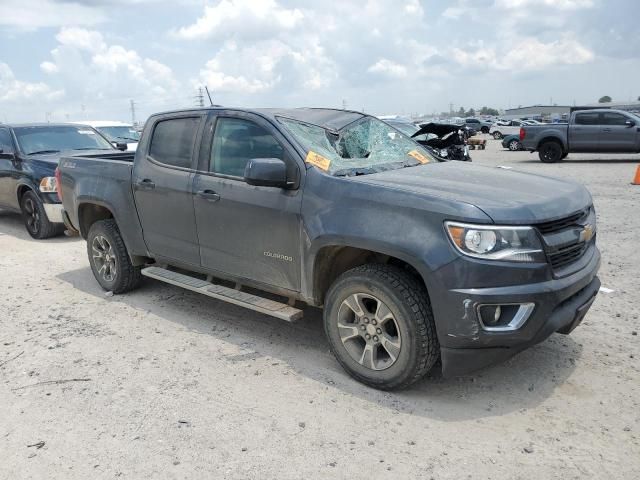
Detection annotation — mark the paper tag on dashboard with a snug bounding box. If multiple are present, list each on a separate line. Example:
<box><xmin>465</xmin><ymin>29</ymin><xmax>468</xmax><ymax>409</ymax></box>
<box><xmin>306</xmin><ymin>151</ymin><xmax>331</xmax><ymax>171</ymax></box>
<box><xmin>408</xmin><ymin>149</ymin><xmax>430</xmax><ymax>164</ymax></box>
<box><xmin>78</xmin><ymin>130</ymin><xmax>95</xmax><ymax>135</ymax></box>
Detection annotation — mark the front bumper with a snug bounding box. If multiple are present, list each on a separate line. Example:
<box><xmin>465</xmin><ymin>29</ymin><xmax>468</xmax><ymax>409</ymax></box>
<box><xmin>433</xmin><ymin>246</ymin><xmax>601</xmax><ymax>377</ymax></box>
<box><xmin>42</xmin><ymin>203</ymin><xmax>64</xmax><ymax>223</ymax></box>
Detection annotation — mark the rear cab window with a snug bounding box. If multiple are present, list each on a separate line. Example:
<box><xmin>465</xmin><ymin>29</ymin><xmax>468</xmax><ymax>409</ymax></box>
<box><xmin>148</xmin><ymin>117</ymin><xmax>200</xmax><ymax>169</ymax></box>
<box><xmin>574</xmin><ymin>113</ymin><xmax>600</xmax><ymax>125</ymax></box>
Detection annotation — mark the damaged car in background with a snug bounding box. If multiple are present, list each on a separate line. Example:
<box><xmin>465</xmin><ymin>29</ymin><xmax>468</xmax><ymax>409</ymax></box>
<box><xmin>385</xmin><ymin>119</ymin><xmax>471</xmax><ymax>161</ymax></box>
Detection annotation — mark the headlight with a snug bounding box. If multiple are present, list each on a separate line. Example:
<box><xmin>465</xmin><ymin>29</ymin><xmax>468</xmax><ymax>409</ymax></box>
<box><xmin>445</xmin><ymin>221</ymin><xmax>545</xmax><ymax>262</ymax></box>
<box><xmin>39</xmin><ymin>177</ymin><xmax>58</xmax><ymax>193</ymax></box>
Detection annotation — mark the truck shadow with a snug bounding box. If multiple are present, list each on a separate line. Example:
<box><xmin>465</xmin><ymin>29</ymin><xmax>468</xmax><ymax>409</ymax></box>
<box><xmin>0</xmin><ymin>210</ymin><xmax>81</xmax><ymax>244</ymax></box>
<box><xmin>57</xmin><ymin>266</ymin><xmax>583</xmax><ymax>422</ymax></box>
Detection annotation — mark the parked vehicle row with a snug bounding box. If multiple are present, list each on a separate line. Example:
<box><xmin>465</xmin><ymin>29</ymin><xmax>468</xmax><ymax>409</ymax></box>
<box><xmin>51</xmin><ymin>107</ymin><xmax>600</xmax><ymax>390</ymax></box>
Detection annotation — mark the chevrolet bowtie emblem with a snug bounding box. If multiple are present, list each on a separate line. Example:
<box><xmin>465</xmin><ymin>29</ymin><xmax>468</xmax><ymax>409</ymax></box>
<box><xmin>579</xmin><ymin>224</ymin><xmax>594</xmax><ymax>242</ymax></box>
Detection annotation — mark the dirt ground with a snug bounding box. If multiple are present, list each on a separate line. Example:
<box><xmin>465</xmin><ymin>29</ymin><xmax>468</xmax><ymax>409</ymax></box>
<box><xmin>1</xmin><ymin>138</ymin><xmax>639</xmax><ymax>479</ymax></box>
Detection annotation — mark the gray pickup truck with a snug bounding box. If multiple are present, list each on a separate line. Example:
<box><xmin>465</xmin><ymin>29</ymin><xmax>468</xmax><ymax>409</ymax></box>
<box><xmin>520</xmin><ymin>109</ymin><xmax>640</xmax><ymax>162</ymax></box>
<box><xmin>58</xmin><ymin>107</ymin><xmax>600</xmax><ymax>390</ymax></box>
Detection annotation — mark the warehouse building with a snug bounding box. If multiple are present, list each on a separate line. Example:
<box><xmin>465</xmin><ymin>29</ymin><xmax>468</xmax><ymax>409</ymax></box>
<box><xmin>502</xmin><ymin>105</ymin><xmax>571</xmax><ymax>121</ymax></box>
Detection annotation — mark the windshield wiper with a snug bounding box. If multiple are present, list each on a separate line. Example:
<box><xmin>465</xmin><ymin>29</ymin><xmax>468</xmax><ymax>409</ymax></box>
<box><xmin>114</xmin><ymin>136</ymin><xmax>139</xmax><ymax>142</ymax></box>
<box><xmin>27</xmin><ymin>150</ymin><xmax>60</xmax><ymax>155</ymax></box>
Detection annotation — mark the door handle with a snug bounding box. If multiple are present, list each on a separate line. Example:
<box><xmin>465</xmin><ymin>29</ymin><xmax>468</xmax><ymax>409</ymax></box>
<box><xmin>197</xmin><ymin>189</ymin><xmax>221</xmax><ymax>202</ymax></box>
<box><xmin>602</xmin><ymin>128</ymin><xmax>612</xmax><ymax>132</ymax></box>
<box><xmin>136</xmin><ymin>179</ymin><xmax>156</xmax><ymax>189</ymax></box>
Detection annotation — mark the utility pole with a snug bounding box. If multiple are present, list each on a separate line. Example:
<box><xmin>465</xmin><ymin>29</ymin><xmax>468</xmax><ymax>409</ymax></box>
<box><xmin>342</xmin><ymin>99</ymin><xmax>347</xmax><ymax>110</ymax></box>
<box><xmin>195</xmin><ymin>87</ymin><xmax>205</xmax><ymax>107</ymax></box>
<box><xmin>81</xmin><ymin>103</ymin><xmax>86</xmax><ymax>120</ymax></box>
<box><xmin>130</xmin><ymin>99</ymin><xmax>136</xmax><ymax>126</ymax></box>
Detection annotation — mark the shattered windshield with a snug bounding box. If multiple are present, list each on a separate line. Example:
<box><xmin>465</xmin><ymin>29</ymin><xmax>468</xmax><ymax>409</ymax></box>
<box><xmin>279</xmin><ymin>116</ymin><xmax>436</xmax><ymax>176</ymax></box>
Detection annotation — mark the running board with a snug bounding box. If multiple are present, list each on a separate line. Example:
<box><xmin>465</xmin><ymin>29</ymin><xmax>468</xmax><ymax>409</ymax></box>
<box><xmin>141</xmin><ymin>266</ymin><xmax>303</xmax><ymax>322</ymax></box>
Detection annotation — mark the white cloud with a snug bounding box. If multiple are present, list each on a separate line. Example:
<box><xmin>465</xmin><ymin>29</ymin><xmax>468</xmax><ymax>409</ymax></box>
<box><xmin>174</xmin><ymin>0</ymin><xmax>303</xmax><ymax>40</ymax></box>
<box><xmin>495</xmin><ymin>0</ymin><xmax>594</xmax><ymax>10</ymax></box>
<box><xmin>40</xmin><ymin>61</ymin><xmax>59</xmax><ymax>74</ymax></box>
<box><xmin>368</xmin><ymin>59</ymin><xmax>408</xmax><ymax>78</ymax></box>
<box><xmin>0</xmin><ymin>0</ymin><xmax>105</xmax><ymax>29</ymax></box>
<box><xmin>0</xmin><ymin>63</ymin><xmax>63</xmax><ymax>102</ymax></box>
<box><xmin>56</xmin><ymin>27</ymin><xmax>107</xmax><ymax>53</ymax></box>
<box><xmin>451</xmin><ymin>36</ymin><xmax>593</xmax><ymax>71</ymax></box>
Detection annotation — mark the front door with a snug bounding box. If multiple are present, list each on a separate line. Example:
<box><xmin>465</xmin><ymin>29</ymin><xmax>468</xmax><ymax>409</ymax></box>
<box><xmin>0</xmin><ymin>128</ymin><xmax>19</xmax><ymax>209</ymax></box>
<box><xmin>600</xmin><ymin>112</ymin><xmax>637</xmax><ymax>152</ymax></box>
<box><xmin>192</xmin><ymin>113</ymin><xmax>303</xmax><ymax>292</ymax></box>
<box><xmin>571</xmin><ymin>112</ymin><xmax>601</xmax><ymax>152</ymax></box>
<box><xmin>132</xmin><ymin>115</ymin><xmax>203</xmax><ymax>266</ymax></box>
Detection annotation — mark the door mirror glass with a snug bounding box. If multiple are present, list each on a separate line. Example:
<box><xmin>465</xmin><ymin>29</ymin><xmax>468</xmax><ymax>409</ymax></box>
<box><xmin>244</xmin><ymin>158</ymin><xmax>288</xmax><ymax>188</ymax></box>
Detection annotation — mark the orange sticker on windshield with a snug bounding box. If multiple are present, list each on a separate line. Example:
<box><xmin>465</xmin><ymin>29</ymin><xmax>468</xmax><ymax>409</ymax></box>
<box><xmin>306</xmin><ymin>151</ymin><xmax>331</xmax><ymax>171</ymax></box>
<box><xmin>408</xmin><ymin>149</ymin><xmax>430</xmax><ymax>164</ymax></box>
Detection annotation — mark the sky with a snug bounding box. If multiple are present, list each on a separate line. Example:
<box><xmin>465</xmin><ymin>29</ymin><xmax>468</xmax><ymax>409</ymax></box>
<box><xmin>0</xmin><ymin>0</ymin><xmax>639</xmax><ymax>123</ymax></box>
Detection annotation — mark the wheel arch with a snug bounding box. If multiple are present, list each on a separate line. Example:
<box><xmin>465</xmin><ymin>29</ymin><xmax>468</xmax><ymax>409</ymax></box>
<box><xmin>309</xmin><ymin>241</ymin><xmax>431</xmax><ymax>307</ymax></box>
<box><xmin>536</xmin><ymin>135</ymin><xmax>566</xmax><ymax>152</ymax></box>
<box><xmin>77</xmin><ymin>202</ymin><xmax>115</xmax><ymax>239</ymax></box>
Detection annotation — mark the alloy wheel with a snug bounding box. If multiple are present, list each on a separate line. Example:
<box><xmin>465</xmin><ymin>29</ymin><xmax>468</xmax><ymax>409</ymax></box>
<box><xmin>92</xmin><ymin>235</ymin><xmax>117</xmax><ymax>282</ymax></box>
<box><xmin>23</xmin><ymin>197</ymin><xmax>40</xmax><ymax>235</ymax></box>
<box><xmin>336</xmin><ymin>293</ymin><xmax>402</xmax><ymax>371</ymax></box>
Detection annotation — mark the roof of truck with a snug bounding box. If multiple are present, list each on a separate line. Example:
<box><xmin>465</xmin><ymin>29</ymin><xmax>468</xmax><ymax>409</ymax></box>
<box><xmin>4</xmin><ymin>123</ymin><xmax>92</xmax><ymax>128</ymax></box>
<box><xmin>151</xmin><ymin>107</ymin><xmax>368</xmax><ymax>132</ymax></box>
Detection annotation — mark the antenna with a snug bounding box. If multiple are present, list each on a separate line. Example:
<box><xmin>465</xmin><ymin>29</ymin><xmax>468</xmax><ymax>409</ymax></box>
<box><xmin>204</xmin><ymin>86</ymin><xmax>213</xmax><ymax>106</ymax></box>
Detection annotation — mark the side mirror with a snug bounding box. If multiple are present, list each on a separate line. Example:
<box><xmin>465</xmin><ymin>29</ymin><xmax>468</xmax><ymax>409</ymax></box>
<box><xmin>244</xmin><ymin>158</ymin><xmax>288</xmax><ymax>188</ymax></box>
<box><xmin>625</xmin><ymin>120</ymin><xmax>635</xmax><ymax>127</ymax></box>
<box><xmin>0</xmin><ymin>148</ymin><xmax>15</xmax><ymax>160</ymax></box>
<box><xmin>115</xmin><ymin>142</ymin><xmax>128</xmax><ymax>151</ymax></box>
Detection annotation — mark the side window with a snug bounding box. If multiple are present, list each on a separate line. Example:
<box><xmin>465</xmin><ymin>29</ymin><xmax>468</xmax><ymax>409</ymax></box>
<box><xmin>148</xmin><ymin>117</ymin><xmax>200</xmax><ymax>168</ymax></box>
<box><xmin>511</xmin><ymin>120</ymin><xmax>521</xmax><ymax>126</ymax></box>
<box><xmin>602</xmin><ymin>113</ymin><xmax>630</xmax><ymax>126</ymax></box>
<box><xmin>0</xmin><ymin>129</ymin><xmax>14</xmax><ymax>153</ymax></box>
<box><xmin>210</xmin><ymin>118</ymin><xmax>284</xmax><ymax>177</ymax></box>
<box><xmin>575</xmin><ymin>113</ymin><xmax>600</xmax><ymax>125</ymax></box>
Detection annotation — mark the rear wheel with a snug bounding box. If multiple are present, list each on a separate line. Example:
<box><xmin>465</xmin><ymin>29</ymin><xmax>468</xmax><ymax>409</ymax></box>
<box><xmin>20</xmin><ymin>190</ymin><xmax>64</xmax><ymax>239</ymax></box>
<box><xmin>493</xmin><ymin>131</ymin><xmax>503</xmax><ymax>140</ymax></box>
<box><xmin>508</xmin><ymin>139</ymin><xmax>522</xmax><ymax>151</ymax></box>
<box><xmin>481</xmin><ymin>126</ymin><xmax>489</xmax><ymax>134</ymax></box>
<box><xmin>324</xmin><ymin>264</ymin><xmax>439</xmax><ymax>390</ymax></box>
<box><xmin>538</xmin><ymin>141</ymin><xmax>563</xmax><ymax>163</ymax></box>
<box><xmin>87</xmin><ymin>219</ymin><xmax>142</xmax><ymax>293</ymax></box>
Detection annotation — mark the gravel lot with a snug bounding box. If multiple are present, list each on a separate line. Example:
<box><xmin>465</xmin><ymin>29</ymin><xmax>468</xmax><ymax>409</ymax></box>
<box><xmin>1</xmin><ymin>138</ymin><xmax>639</xmax><ymax>479</ymax></box>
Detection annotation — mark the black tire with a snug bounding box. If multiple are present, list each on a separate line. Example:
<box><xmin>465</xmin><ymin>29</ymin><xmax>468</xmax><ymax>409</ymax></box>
<box><xmin>481</xmin><ymin>126</ymin><xmax>489</xmax><ymax>134</ymax></box>
<box><xmin>492</xmin><ymin>131</ymin><xmax>503</xmax><ymax>140</ymax></box>
<box><xmin>508</xmin><ymin>139</ymin><xmax>522</xmax><ymax>151</ymax></box>
<box><xmin>538</xmin><ymin>141</ymin><xmax>563</xmax><ymax>163</ymax></box>
<box><xmin>86</xmin><ymin>219</ymin><xmax>142</xmax><ymax>293</ymax></box>
<box><xmin>20</xmin><ymin>190</ymin><xmax>64</xmax><ymax>239</ymax></box>
<box><xmin>324</xmin><ymin>264</ymin><xmax>438</xmax><ymax>390</ymax></box>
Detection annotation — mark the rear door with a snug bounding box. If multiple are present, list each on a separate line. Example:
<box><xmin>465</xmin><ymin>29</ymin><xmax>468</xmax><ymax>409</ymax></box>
<box><xmin>192</xmin><ymin>111</ymin><xmax>303</xmax><ymax>292</ymax></box>
<box><xmin>600</xmin><ymin>112</ymin><xmax>637</xmax><ymax>152</ymax></box>
<box><xmin>0</xmin><ymin>128</ymin><xmax>19</xmax><ymax>209</ymax></box>
<box><xmin>570</xmin><ymin>112</ymin><xmax>601</xmax><ymax>151</ymax></box>
<box><xmin>132</xmin><ymin>114</ymin><xmax>204</xmax><ymax>266</ymax></box>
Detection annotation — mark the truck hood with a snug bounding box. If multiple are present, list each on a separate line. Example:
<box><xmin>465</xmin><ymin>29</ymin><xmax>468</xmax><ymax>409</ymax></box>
<box><xmin>24</xmin><ymin>149</ymin><xmax>116</xmax><ymax>164</ymax></box>
<box><xmin>351</xmin><ymin>162</ymin><xmax>592</xmax><ymax>224</ymax></box>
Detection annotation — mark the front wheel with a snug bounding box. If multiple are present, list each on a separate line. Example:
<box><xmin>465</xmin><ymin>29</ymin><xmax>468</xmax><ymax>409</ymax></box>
<box><xmin>87</xmin><ymin>219</ymin><xmax>142</xmax><ymax>293</ymax></box>
<box><xmin>538</xmin><ymin>141</ymin><xmax>564</xmax><ymax>163</ymax></box>
<box><xmin>324</xmin><ymin>264</ymin><xmax>439</xmax><ymax>390</ymax></box>
<box><xmin>492</xmin><ymin>131</ymin><xmax>503</xmax><ymax>140</ymax></box>
<box><xmin>20</xmin><ymin>191</ymin><xmax>64</xmax><ymax>239</ymax></box>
